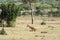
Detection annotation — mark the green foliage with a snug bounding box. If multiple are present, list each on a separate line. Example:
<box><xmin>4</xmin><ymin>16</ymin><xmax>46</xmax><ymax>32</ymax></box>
<box><xmin>35</xmin><ymin>7</ymin><xmax>41</xmax><ymax>16</ymax></box>
<box><xmin>20</xmin><ymin>4</ymin><xmax>30</xmax><ymax>10</ymax></box>
<box><xmin>0</xmin><ymin>2</ymin><xmax>19</xmax><ymax>21</ymax></box>
<box><xmin>19</xmin><ymin>4</ymin><xmax>31</xmax><ymax>16</ymax></box>
<box><xmin>22</xmin><ymin>0</ymin><xmax>37</xmax><ymax>4</ymax></box>
<box><xmin>18</xmin><ymin>2</ymin><xmax>60</xmax><ymax>16</ymax></box>
<box><xmin>0</xmin><ymin>2</ymin><xmax>20</xmax><ymax>27</ymax></box>
<box><xmin>35</xmin><ymin>2</ymin><xmax>60</xmax><ymax>16</ymax></box>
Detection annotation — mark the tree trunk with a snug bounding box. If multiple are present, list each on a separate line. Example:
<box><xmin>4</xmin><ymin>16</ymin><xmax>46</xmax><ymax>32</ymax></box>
<box><xmin>0</xmin><ymin>20</ymin><xmax>7</xmax><ymax>35</ymax></box>
<box><xmin>2</xmin><ymin>20</ymin><xmax>4</xmax><ymax>31</ymax></box>
<box><xmin>30</xmin><ymin>3</ymin><xmax>34</xmax><ymax>24</ymax></box>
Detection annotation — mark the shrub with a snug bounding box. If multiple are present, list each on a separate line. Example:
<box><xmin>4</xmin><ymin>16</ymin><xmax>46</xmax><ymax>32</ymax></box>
<box><xmin>41</xmin><ymin>22</ymin><xmax>46</xmax><ymax>25</ymax></box>
<box><xmin>0</xmin><ymin>27</ymin><xmax>7</xmax><ymax>35</ymax></box>
<box><xmin>0</xmin><ymin>2</ymin><xmax>20</xmax><ymax>27</ymax></box>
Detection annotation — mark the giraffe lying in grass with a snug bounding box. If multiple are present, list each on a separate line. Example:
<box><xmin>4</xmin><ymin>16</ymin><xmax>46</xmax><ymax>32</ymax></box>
<box><xmin>26</xmin><ymin>25</ymin><xmax>36</xmax><ymax>32</ymax></box>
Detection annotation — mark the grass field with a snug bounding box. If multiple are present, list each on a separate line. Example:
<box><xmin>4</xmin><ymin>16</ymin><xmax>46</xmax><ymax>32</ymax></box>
<box><xmin>0</xmin><ymin>16</ymin><xmax>60</xmax><ymax>40</ymax></box>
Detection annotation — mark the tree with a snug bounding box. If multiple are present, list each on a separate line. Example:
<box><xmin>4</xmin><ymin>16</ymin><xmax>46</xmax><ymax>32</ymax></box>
<box><xmin>22</xmin><ymin>0</ymin><xmax>37</xmax><ymax>24</ymax></box>
<box><xmin>0</xmin><ymin>2</ymin><xmax>20</xmax><ymax>27</ymax></box>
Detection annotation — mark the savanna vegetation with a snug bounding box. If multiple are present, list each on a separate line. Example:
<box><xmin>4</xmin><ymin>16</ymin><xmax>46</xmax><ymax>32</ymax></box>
<box><xmin>0</xmin><ymin>1</ymin><xmax>60</xmax><ymax>40</ymax></box>
<box><xmin>0</xmin><ymin>1</ymin><xmax>60</xmax><ymax>30</ymax></box>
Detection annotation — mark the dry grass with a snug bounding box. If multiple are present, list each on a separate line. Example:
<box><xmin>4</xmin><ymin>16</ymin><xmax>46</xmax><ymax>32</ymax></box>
<box><xmin>0</xmin><ymin>16</ymin><xmax>60</xmax><ymax>40</ymax></box>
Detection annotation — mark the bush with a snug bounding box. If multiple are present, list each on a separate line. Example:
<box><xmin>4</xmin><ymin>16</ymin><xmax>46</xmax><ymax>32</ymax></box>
<box><xmin>0</xmin><ymin>28</ymin><xmax>7</xmax><ymax>35</ymax></box>
<box><xmin>0</xmin><ymin>2</ymin><xmax>20</xmax><ymax>27</ymax></box>
<box><xmin>41</xmin><ymin>22</ymin><xmax>46</xmax><ymax>25</ymax></box>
